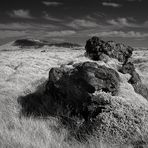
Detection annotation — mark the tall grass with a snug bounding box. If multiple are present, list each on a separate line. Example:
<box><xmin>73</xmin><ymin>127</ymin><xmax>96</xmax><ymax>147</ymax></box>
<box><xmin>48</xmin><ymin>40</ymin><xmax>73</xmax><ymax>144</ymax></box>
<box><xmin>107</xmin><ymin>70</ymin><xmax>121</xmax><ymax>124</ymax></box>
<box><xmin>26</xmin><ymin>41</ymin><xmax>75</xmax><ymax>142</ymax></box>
<box><xmin>0</xmin><ymin>47</ymin><xmax>148</xmax><ymax>148</ymax></box>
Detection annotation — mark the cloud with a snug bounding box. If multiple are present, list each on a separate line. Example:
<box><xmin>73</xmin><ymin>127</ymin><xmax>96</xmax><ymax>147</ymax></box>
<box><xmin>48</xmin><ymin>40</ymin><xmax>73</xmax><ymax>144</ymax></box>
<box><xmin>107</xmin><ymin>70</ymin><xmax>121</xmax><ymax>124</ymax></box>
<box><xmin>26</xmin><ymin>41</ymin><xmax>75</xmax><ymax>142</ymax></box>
<box><xmin>0</xmin><ymin>22</ymin><xmax>56</xmax><ymax>31</ymax></box>
<box><xmin>45</xmin><ymin>30</ymin><xmax>76</xmax><ymax>37</ymax></box>
<box><xmin>42</xmin><ymin>1</ymin><xmax>62</xmax><ymax>6</ymax></box>
<box><xmin>102</xmin><ymin>2</ymin><xmax>122</xmax><ymax>7</ymax></box>
<box><xmin>0</xmin><ymin>23</ymin><xmax>35</xmax><ymax>30</ymax></box>
<box><xmin>67</xmin><ymin>19</ymin><xmax>98</xmax><ymax>29</ymax></box>
<box><xmin>0</xmin><ymin>30</ymin><xmax>27</xmax><ymax>39</ymax></box>
<box><xmin>0</xmin><ymin>29</ymin><xmax>74</xmax><ymax>40</ymax></box>
<box><xmin>50</xmin><ymin>38</ymin><xmax>65</xmax><ymax>42</ymax></box>
<box><xmin>43</xmin><ymin>12</ymin><xmax>62</xmax><ymax>22</ymax></box>
<box><xmin>107</xmin><ymin>18</ymin><xmax>138</xmax><ymax>27</ymax></box>
<box><xmin>144</xmin><ymin>21</ymin><xmax>148</xmax><ymax>26</ymax></box>
<box><xmin>127</xmin><ymin>0</ymin><xmax>136</xmax><ymax>1</ymax></box>
<box><xmin>91</xmin><ymin>31</ymin><xmax>148</xmax><ymax>38</ymax></box>
<box><xmin>8</xmin><ymin>9</ymin><xmax>33</xmax><ymax>19</ymax></box>
<box><xmin>0</xmin><ymin>22</ymin><xmax>78</xmax><ymax>40</ymax></box>
<box><xmin>107</xmin><ymin>18</ymin><xmax>148</xmax><ymax>28</ymax></box>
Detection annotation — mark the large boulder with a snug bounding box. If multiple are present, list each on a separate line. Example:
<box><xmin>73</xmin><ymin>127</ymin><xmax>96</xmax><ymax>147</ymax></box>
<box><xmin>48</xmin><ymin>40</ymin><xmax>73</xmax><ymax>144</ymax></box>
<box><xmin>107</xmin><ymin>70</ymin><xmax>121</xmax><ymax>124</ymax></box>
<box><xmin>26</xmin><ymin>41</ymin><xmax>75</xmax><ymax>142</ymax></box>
<box><xmin>119</xmin><ymin>62</ymin><xmax>135</xmax><ymax>74</ymax></box>
<box><xmin>45</xmin><ymin>62</ymin><xmax>120</xmax><ymax>120</ymax></box>
<box><xmin>85</xmin><ymin>36</ymin><xmax>133</xmax><ymax>63</ymax></box>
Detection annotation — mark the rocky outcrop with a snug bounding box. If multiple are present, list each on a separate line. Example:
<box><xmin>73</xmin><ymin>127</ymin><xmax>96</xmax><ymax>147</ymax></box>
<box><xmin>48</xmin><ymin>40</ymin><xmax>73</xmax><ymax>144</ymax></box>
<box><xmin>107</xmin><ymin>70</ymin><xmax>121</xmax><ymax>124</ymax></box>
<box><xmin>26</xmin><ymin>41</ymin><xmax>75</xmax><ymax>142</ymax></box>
<box><xmin>45</xmin><ymin>62</ymin><xmax>120</xmax><ymax>120</ymax></box>
<box><xmin>119</xmin><ymin>62</ymin><xmax>148</xmax><ymax>100</ymax></box>
<box><xmin>119</xmin><ymin>62</ymin><xmax>135</xmax><ymax>74</ymax></box>
<box><xmin>85</xmin><ymin>36</ymin><xmax>148</xmax><ymax>100</ymax></box>
<box><xmin>85</xmin><ymin>36</ymin><xmax>133</xmax><ymax>63</ymax></box>
<box><xmin>16</xmin><ymin>37</ymin><xmax>148</xmax><ymax>145</ymax></box>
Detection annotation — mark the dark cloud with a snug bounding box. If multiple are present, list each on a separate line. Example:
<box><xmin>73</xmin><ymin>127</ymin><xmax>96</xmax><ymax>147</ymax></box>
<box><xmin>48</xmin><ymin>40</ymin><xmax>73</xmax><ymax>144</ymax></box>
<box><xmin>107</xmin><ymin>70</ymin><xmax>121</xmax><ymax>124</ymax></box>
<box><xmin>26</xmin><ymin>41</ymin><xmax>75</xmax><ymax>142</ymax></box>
<box><xmin>0</xmin><ymin>0</ymin><xmax>147</xmax><ymax>47</ymax></box>
<box><xmin>43</xmin><ymin>11</ymin><xmax>63</xmax><ymax>22</ymax></box>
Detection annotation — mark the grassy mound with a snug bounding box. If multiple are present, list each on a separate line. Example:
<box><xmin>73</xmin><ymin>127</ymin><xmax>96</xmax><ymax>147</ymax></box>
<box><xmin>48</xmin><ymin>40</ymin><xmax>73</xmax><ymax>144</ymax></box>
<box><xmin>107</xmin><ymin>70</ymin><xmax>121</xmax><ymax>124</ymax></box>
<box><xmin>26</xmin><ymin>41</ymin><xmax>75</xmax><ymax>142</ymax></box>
<box><xmin>55</xmin><ymin>91</ymin><xmax>148</xmax><ymax>146</ymax></box>
<box><xmin>94</xmin><ymin>92</ymin><xmax>148</xmax><ymax>145</ymax></box>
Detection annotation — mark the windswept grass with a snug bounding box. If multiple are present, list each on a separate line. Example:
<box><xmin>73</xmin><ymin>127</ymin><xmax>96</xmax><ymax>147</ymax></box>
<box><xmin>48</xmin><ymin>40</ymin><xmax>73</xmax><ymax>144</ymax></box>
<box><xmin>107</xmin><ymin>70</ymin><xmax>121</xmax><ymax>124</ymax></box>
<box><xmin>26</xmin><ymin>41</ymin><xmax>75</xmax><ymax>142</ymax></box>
<box><xmin>0</xmin><ymin>45</ymin><xmax>148</xmax><ymax>148</ymax></box>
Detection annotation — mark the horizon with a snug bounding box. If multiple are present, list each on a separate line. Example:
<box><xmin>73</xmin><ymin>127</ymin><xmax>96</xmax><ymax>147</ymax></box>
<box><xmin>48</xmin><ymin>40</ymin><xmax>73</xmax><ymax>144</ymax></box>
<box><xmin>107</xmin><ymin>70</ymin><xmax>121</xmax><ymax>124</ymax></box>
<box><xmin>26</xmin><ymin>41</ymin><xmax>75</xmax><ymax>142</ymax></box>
<box><xmin>0</xmin><ymin>0</ymin><xmax>148</xmax><ymax>48</ymax></box>
<box><xmin>0</xmin><ymin>37</ymin><xmax>148</xmax><ymax>49</ymax></box>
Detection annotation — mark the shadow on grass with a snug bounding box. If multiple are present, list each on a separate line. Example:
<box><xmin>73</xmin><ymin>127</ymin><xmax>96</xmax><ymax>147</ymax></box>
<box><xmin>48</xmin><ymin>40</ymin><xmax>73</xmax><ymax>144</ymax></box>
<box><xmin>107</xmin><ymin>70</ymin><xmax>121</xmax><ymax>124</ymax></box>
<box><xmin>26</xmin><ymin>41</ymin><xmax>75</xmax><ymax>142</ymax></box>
<box><xmin>17</xmin><ymin>79</ymin><xmax>94</xmax><ymax>142</ymax></box>
<box><xmin>17</xmin><ymin>79</ymin><xmax>148</xmax><ymax>147</ymax></box>
<box><xmin>17</xmin><ymin>80</ymin><xmax>56</xmax><ymax>117</ymax></box>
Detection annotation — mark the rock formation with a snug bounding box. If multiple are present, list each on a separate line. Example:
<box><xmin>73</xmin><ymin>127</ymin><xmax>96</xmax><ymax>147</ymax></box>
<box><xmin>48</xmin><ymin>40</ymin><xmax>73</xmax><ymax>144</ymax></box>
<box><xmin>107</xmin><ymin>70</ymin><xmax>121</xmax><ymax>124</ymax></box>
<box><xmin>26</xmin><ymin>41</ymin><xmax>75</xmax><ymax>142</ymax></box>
<box><xmin>119</xmin><ymin>62</ymin><xmax>148</xmax><ymax>100</ymax></box>
<box><xmin>85</xmin><ymin>36</ymin><xmax>148</xmax><ymax>100</ymax></box>
<box><xmin>85</xmin><ymin>36</ymin><xmax>133</xmax><ymax>63</ymax></box>
<box><xmin>15</xmin><ymin>36</ymin><xmax>148</xmax><ymax>146</ymax></box>
<box><xmin>45</xmin><ymin>61</ymin><xmax>120</xmax><ymax>121</ymax></box>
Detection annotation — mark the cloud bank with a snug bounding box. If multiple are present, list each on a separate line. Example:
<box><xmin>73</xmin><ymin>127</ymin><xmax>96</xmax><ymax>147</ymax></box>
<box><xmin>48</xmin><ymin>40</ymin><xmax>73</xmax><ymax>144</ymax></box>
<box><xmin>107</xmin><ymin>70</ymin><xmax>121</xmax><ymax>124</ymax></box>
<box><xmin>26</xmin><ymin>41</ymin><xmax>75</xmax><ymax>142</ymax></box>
<box><xmin>91</xmin><ymin>31</ymin><xmax>148</xmax><ymax>38</ymax></box>
<box><xmin>42</xmin><ymin>1</ymin><xmax>62</xmax><ymax>6</ymax></box>
<box><xmin>102</xmin><ymin>2</ymin><xmax>121</xmax><ymax>7</ymax></box>
<box><xmin>8</xmin><ymin>9</ymin><xmax>33</xmax><ymax>19</ymax></box>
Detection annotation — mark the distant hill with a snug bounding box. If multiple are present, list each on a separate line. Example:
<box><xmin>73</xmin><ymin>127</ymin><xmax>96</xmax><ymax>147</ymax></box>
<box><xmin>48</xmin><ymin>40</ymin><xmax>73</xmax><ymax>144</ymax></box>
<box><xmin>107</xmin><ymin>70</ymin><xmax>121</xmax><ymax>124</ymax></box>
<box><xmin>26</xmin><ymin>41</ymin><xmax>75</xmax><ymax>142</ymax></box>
<box><xmin>13</xmin><ymin>38</ymin><xmax>82</xmax><ymax>49</ymax></box>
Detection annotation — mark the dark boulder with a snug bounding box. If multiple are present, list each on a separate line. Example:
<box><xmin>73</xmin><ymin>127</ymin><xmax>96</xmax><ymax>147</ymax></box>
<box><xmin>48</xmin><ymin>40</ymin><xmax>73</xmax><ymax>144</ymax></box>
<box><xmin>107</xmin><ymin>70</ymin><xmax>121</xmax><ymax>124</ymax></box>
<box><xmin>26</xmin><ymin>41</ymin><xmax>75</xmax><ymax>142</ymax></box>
<box><xmin>85</xmin><ymin>37</ymin><xmax>105</xmax><ymax>61</ymax></box>
<box><xmin>45</xmin><ymin>62</ymin><xmax>120</xmax><ymax>120</ymax></box>
<box><xmin>119</xmin><ymin>62</ymin><xmax>148</xmax><ymax>100</ymax></box>
<box><xmin>119</xmin><ymin>62</ymin><xmax>135</xmax><ymax>75</ymax></box>
<box><xmin>85</xmin><ymin>36</ymin><xmax>133</xmax><ymax>63</ymax></box>
<box><xmin>129</xmin><ymin>71</ymin><xmax>148</xmax><ymax>100</ymax></box>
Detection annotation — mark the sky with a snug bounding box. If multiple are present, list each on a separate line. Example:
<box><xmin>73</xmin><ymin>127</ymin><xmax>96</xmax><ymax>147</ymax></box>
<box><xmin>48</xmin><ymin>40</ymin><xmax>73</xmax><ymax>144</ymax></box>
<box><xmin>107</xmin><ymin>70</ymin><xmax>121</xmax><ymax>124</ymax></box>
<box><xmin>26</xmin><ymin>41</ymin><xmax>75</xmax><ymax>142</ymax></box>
<box><xmin>0</xmin><ymin>0</ymin><xmax>148</xmax><ymax>47</ymax></box>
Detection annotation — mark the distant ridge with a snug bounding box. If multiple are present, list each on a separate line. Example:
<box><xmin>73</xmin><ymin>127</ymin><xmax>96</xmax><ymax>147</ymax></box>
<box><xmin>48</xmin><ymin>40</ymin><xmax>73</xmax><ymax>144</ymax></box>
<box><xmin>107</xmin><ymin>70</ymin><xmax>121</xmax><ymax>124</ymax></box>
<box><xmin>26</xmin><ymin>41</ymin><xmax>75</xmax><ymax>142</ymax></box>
<box><xmin>13</xmin><ymin>38</ymin><xmax>82</xmax><ymax>48</ymax></box>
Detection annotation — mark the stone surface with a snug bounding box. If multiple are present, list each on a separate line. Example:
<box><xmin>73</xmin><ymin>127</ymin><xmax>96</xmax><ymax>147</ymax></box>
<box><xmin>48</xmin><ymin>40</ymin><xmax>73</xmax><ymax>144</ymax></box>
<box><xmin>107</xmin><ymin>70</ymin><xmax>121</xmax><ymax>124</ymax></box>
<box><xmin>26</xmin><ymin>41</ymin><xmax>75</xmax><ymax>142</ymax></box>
<box><xmin>85</xmin><ymin>36</ymin><xmax>133</xmax><ymax>63</ymax></box>
<box><xmin>45</xmin><ymin>61</ymin><xmax>120</xmax><ymax>120</ymax></box>
<box><xmin>120</xmin><ymin>62</ymin><xmax>148</xmax><ymax>100</ymax></box>
<box><xmin>119</xmin><ymin>62</ymin><xmax>135</xmax><ymax>74</ymax></box>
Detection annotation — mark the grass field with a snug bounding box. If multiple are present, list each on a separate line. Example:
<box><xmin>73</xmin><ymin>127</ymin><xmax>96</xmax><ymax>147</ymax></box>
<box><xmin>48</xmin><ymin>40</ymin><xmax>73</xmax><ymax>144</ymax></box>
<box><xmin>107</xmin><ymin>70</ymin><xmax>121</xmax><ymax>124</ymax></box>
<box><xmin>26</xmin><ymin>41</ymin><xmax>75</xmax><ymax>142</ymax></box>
<box><xmin>0</xmin><ymin>43</ymin><xmax>148</xmax><ymax>148</ymax></box>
